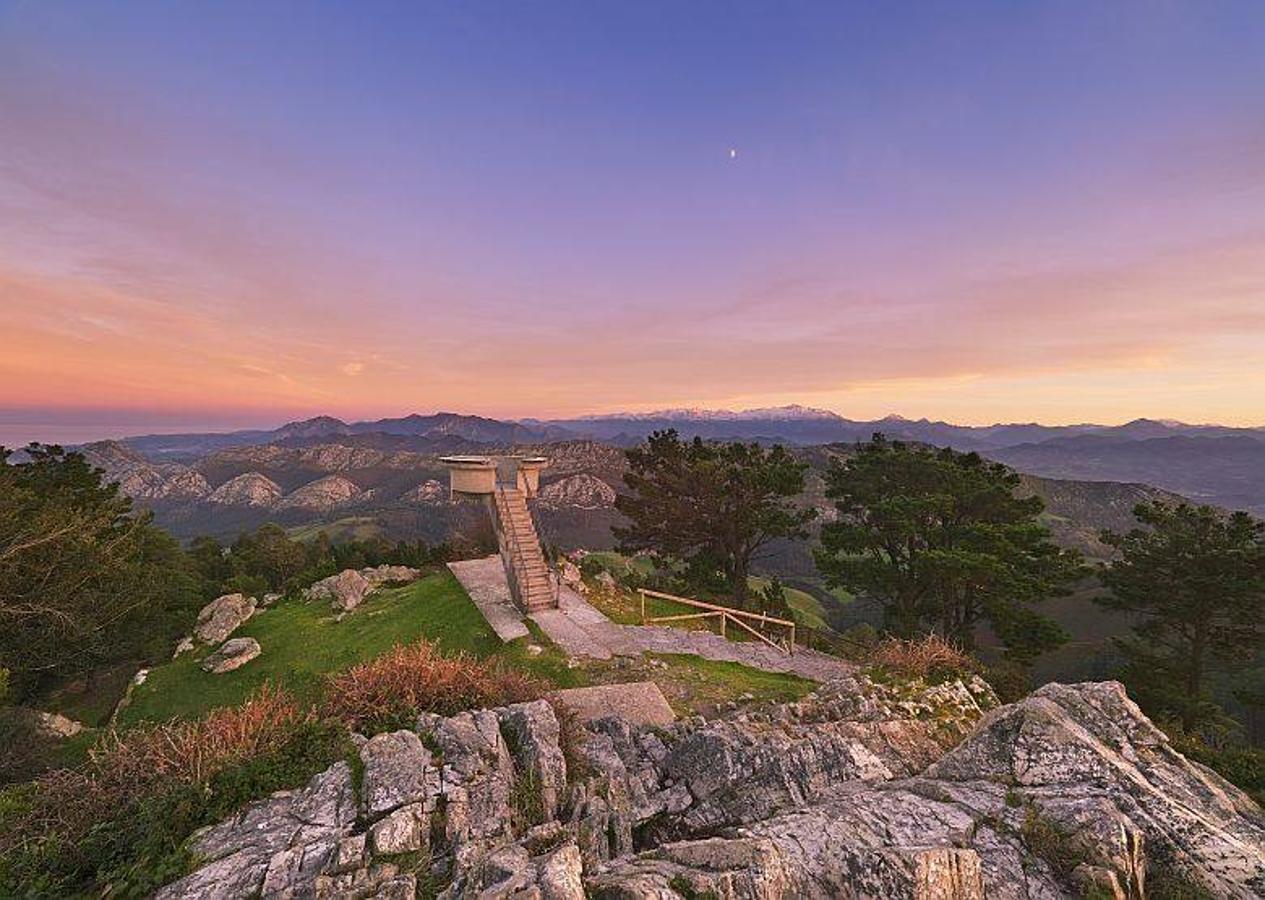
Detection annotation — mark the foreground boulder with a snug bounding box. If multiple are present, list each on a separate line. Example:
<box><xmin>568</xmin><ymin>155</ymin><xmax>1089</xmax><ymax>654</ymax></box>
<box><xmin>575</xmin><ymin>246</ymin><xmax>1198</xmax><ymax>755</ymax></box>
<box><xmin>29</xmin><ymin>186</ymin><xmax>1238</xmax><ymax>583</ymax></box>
<box><xmin>154</xmin><ymin>762</ymin><xmax>357</xmax><ymax>900</ymax></box>
<box><xmin>155</xmin><ymin>678</ymin><xmax>1265</xmax><ymax>899</ymax></box>
<box><xmin>201</xmin><ymin>637</ymin><xmax>262</xmax><ymax>674</ymax></box>
<box><xmin>193</xmin><ymin>593</ymin><xmax>257</xmax><ymax>644</ymax></box>
<box><xmin>304</xmin><ymin>569</ymin><xmax>372</xmax><ymax>612</ymax></box>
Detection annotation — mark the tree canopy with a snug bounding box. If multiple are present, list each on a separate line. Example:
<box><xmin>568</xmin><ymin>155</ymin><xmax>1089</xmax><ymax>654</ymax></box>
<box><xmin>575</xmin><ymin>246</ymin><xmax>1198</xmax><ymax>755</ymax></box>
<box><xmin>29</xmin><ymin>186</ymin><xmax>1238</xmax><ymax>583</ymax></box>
<box><xmin>0</xmin><ymin>445</ymin><xmax>200</xmax><ymax>699</ymax></box>
<box><xmin>1097</xmin><ymin>501</ymin><xmax>1265</xmax><ymax>729</ymax></box>
<box><xmin>614</xmin><ymin>430</ymin><xmax>815</xmax><ymax>607</ymax></box>
<box><xmin>815</xmin><ymin>435</ymin><xmax>1082</xmax><ymax>661</ymax></box>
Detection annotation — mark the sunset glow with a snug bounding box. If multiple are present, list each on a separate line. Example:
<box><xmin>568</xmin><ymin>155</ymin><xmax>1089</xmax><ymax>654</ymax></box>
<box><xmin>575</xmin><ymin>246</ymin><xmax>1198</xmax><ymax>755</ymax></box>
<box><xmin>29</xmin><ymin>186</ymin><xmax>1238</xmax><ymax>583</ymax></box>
<box><xmin>3</xmin><ymin>3</ymin><xmax>1264</xmax><ymax>432</ymax></box>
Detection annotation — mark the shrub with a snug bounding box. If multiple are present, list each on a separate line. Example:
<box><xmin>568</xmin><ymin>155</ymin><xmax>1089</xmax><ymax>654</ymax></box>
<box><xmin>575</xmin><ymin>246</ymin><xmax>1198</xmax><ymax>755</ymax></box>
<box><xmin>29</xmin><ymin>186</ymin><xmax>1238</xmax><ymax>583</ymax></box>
<box><xmin>320</xmin><ymin>640</ymin><xmax>544</xmax><ymax>732</ymax></box>
<box><xmin>0</xmin><ymin>706</ymin><xmax>53</xmax><ymax>785</ymax></box>
<box><xmin>1164</xmin><ymin>726</ymin><xmax>1265</xmax><ymax>807</ymax></box>
<box><xmin>0</xmin><ymin>685</ymin><xmax>350</xmax><ymax>897</ymax></box>
<box><xmin>1018</xmin><ymin>805</ymin><xmax>1086</xmax><ymax>879</ymax></box>
<box><xmin>984</xmin><ymin>659</ymin><xmax>1032</xmax><ymax>703</ymax></box>
<box><xmin>870</xmin><ymin>634</ymin><xmax>977</xmax><ymax>683</ymax></box>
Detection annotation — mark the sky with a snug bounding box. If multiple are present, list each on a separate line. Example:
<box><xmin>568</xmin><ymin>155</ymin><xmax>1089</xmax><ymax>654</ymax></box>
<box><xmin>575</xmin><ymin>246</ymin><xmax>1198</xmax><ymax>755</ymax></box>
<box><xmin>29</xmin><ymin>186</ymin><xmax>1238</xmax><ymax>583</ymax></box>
<box><xmin>2</xmin><ymin>1</ymin><xmax>1264</xmax><ymax>438</ymax></box>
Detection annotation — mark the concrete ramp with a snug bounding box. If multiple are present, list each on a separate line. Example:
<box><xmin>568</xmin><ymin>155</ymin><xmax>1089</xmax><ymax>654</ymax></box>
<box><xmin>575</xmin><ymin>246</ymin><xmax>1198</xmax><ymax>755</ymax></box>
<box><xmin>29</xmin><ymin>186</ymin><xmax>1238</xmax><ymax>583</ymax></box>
<box><xmin>447</xmin><ymin>557</ymin><xmax>529</xmax><ymax>642</ymax></box>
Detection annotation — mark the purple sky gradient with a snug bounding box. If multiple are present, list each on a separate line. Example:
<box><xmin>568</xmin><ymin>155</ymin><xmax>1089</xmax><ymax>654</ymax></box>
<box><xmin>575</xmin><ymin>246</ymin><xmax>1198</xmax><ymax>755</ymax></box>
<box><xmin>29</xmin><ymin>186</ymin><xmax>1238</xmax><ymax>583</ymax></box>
<box><xmin>2</xmin><ymin>1</ymin><xmax>1264</xmax><ymax>432</ymax></box>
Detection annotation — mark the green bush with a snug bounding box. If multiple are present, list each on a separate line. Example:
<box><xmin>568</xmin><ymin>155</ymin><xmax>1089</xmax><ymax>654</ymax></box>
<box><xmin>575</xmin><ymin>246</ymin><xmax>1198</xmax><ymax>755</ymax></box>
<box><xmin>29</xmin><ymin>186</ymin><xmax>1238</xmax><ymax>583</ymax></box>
<box><xmin>1165</xmin><ymin>728</ymin><xmax>1265</xmax><ymax>807</ymax></box>
<box><xmin>0</xmin><ymin>706</ymin><xmax>52</xmax><ymax>785</ymax></box>
<box><xmin>984</xmin><ymin>660</ymin><xmax>1032</xmax><ymax>703</ymax></box>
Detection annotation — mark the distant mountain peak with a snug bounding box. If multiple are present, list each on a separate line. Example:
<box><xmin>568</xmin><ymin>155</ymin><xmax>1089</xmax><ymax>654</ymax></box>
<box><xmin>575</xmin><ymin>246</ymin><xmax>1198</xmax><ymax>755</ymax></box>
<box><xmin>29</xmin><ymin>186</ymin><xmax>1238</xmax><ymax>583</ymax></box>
<box><xmin>586</xmin><ymin>404</ymin><xmax>843</xmax><ymax>422</ymax></box>
<box><xmin>275</xmin><ymin>415</ymin><xmax>350</xmax><ymax>437</ymax></box>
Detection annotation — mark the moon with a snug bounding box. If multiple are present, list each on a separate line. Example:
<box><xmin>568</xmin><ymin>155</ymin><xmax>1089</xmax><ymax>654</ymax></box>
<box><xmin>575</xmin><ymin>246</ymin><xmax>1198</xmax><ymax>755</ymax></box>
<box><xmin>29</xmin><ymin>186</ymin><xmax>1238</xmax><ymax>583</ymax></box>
<box><xmin>728</xmin><ymin>148</ymin><xmax>738</xmax><ymax>160</ymax></box>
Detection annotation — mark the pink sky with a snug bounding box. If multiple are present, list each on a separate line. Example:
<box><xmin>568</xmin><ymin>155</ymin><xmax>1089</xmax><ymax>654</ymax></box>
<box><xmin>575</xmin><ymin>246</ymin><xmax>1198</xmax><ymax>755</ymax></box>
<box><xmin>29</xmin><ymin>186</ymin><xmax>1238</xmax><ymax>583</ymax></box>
<box><xmin>3</xmin><ymin>4</ymin><xmax>1264</xmax><ymax>428</ymax></box>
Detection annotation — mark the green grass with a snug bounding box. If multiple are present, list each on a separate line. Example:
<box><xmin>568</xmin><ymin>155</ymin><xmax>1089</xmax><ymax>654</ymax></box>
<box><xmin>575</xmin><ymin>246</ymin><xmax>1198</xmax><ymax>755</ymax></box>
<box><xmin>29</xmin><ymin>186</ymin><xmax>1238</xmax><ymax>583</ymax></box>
<box><xmin>642</xmin><ymin>654</ymin><xmax>816</xmax><ymax>712</ymax></box>
<box><xmin>748</xmin><ymin>576</ymin><xmax>830</xmax><ymax>630</ymax></box>
<box><xmin>113</xmin><ymin>565</ymin><xmax>820</xmax><ymax>729</ymax></box>
<box><xmin>119</xmin><ymin>571</ymin><xmax>500</xmax><ymax>726</ymax></box>
<box><xmin>586</xmin><ymin>585</ymin><xmax>712</xmax><ymax>629</ymax></box>
<box><xmin>503</xmin><ymin>621</ymin><xmax>591</xmax><ymax>689</ymax></box>
<box><xmin>584</xmin><ymin>551</ymin><xmax>657</xmax><ymax>579</ymax></box>
<box><xmin>286</xmin><ymin>516</ymin><xmax>385</xmax><ymax>543</ymax></box>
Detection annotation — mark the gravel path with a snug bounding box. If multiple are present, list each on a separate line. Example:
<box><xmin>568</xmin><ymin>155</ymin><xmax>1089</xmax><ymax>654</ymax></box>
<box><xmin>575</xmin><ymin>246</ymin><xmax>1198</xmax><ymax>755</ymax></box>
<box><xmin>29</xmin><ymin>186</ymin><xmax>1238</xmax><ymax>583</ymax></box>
<box><xmin>619</xmin><ymin>623</ymin><xmax>855</xmax><ymax>682</ymax></box>
<box><xmin>554</xmin><ymin>586</ymin><xmax>854</xmax><ymax>682</ymax></box>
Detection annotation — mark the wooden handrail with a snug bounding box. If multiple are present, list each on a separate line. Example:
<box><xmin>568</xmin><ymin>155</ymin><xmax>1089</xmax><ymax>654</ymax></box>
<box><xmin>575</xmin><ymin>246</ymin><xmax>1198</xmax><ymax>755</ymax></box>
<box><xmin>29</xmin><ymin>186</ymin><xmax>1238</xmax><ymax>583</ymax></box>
<box><xmin>637</xmin><ymin>588</ymin><xmax>795</xmax><ymax>655</ymax></box>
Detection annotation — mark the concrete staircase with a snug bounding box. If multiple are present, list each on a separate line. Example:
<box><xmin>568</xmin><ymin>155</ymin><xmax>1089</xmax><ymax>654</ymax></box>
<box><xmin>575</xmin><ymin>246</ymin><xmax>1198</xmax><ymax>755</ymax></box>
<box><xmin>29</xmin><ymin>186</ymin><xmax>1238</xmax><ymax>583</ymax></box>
<box><xmin>493</xmin><ymin>486</ymin><xmax>557</xmax><ymax>612</ymax></box>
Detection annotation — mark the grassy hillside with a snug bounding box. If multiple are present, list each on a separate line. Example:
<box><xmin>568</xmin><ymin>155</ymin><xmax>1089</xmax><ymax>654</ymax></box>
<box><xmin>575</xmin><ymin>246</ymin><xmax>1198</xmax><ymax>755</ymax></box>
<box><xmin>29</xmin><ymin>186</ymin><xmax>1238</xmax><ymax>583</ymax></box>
<box><xmin>749</xmin><ymin>575</ymin><xmax>830</xmax><ymax>629</ymax></box>
<box><xmin>121</xmin><ymin>572</ymin><xmax>505</xmax><ymax>725</ymax></box>
<box><xmin>118</xmin><ymin>567</ymin><xmax>816</xmax><ymax>728</ymax></box>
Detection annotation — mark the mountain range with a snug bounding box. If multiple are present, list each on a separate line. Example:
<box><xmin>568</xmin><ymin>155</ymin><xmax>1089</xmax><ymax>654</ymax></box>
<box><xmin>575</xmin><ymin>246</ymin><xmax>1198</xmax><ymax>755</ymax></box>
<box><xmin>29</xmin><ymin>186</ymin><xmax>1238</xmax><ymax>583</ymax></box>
<box><xmin>104</xmin><ymin>407</ymin><xmax>1265</xmax><ymax>515</ymax></box>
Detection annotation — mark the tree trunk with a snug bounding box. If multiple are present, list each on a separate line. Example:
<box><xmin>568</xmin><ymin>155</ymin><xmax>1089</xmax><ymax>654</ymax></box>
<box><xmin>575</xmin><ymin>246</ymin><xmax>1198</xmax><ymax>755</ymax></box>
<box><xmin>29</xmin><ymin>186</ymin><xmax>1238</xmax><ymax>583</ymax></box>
<box><xmin>890</xmin><ymin>592</ymin><xmax>921</xmax><ymax>638</ymax></box>
<box><xmin>1184</xmin><ymin>625</ymin><xmax>1208</xmax><ymax>728</ymax></box>
<box><xmin>730</xmin><ymin>553</ymin><xmax>750</xmax><ymax>609</ymax></box>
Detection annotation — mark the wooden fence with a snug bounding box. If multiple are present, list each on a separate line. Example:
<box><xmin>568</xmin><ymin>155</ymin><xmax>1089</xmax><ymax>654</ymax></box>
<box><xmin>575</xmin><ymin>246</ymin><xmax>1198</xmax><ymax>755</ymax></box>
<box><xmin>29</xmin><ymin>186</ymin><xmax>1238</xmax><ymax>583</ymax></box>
<box><xmin>636</xmin><ymin>588</ymin><xmax>796</xmax><ymax>655</ymax></box>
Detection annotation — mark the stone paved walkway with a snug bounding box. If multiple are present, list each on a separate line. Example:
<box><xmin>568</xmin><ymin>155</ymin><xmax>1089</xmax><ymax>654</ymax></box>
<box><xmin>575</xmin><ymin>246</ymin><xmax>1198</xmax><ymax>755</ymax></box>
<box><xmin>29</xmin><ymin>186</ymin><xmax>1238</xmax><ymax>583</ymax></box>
<box><xmin>620</xmin><ymin>623</ymin><xmax>854</xmax><ymax>682</ymax></box>
<box><xmin>450</xmin><ymin>557</ymin><xmax>854</xmax><ymax>681</ymax></box>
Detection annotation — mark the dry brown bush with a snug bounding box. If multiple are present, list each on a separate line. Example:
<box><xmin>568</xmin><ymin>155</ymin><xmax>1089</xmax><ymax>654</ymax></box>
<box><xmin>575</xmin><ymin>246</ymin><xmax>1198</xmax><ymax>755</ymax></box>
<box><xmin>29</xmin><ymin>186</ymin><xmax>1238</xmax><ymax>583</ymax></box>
<box><xmin>1</xmin><ymin>684</ymin><xmax>306</xmax><ymax>856</ymax></box>
<box><xmin>93</xmin><ymin>682</ymin><xmax>306</xmax><ymax>786</ymax></box>
<box><xmin>870</xmin><ymin>634</ymin><xmax>976</xmax><ymax>682</ymax></box>
<box><xmin>320</xmin><ymin>640</ymin><xmax>544</xmax><ymax>730</ymax></box>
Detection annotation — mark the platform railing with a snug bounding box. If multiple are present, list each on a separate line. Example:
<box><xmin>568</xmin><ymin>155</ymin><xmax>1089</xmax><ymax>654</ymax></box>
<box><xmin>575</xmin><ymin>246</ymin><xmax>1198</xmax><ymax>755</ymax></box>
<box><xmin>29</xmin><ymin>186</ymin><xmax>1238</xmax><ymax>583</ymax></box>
<box><xmin>636</xmin><ymin>588</ymin><xmax>796</xmax><ymax>655</ymax></box>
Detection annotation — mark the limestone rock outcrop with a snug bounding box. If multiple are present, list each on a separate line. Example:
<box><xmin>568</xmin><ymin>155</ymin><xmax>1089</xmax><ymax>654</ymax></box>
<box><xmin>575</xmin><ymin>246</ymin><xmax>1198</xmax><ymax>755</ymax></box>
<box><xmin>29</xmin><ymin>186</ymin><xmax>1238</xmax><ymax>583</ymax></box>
<box><xmin>305</xmin><ymin>569</ymin><xmax>372</xmax><ymax>612</ymax></box>
<box><xmin>277</xmin><ymin>474</ymin><xmax>362</xmax><ymax>512</ymax></box>
<box><xmin>359</xmin><ymin>564</ymin><xmax>422</xmax><ymax>588</ymax></box>
<box><xmin>559</xmin><ymin>557</ymin><xmax>585</xmax><ymax>593</ymax></box>
<box><xmin>201</xmin><ymin>637</ymin><xmax>262</xmax><ymax>674</ymax></box>
<box><xmin>154</xmin><ymin>762</ymin><xmax>358</xmax><ymax>900</ymax></box>
<box><xmin>154</xmin><ymin>679</ymin><xmax>1265</xmax><ymax>899</ymax></box>
<box><xmin>193</xmin><ymin>593</ymin><xmax>257</xmax><ymax>644</ymax></box>
<box><xmin>401</xmin><ymin>479</ymin><xmax>448</xmax><ymax>504</ymax></box>
<box><xmin>36</xmin><ymin>711</ymin><xmax>86</xmax><ymax>739</ymax></box>
<box><xmin>207</xmin><ymin>472</ymin><xmax>283</xmax><ymax>507</ymax></box>
<box><xmin>538</xmin><ymin>473</ymin><xmax>617</xmax><ymax>510</ymax></box>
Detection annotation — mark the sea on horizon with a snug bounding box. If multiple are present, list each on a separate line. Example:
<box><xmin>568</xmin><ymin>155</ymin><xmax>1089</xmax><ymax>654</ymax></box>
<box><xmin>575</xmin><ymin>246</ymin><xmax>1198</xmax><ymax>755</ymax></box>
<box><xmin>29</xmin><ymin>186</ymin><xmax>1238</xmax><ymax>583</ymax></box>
<box><xmin>0</xmin><ymin>423</ymin><xmax>217</xmax><ymax>450</ymax></box>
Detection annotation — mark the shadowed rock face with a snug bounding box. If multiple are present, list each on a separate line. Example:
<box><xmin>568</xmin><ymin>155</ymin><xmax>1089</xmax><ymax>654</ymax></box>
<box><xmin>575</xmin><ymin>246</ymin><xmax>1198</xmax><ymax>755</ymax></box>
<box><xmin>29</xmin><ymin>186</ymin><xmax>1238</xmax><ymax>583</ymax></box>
<box><xmin>154</xmin><ymin>680</ymin><xmax>1265</xmax><ymax>899</ymax></box>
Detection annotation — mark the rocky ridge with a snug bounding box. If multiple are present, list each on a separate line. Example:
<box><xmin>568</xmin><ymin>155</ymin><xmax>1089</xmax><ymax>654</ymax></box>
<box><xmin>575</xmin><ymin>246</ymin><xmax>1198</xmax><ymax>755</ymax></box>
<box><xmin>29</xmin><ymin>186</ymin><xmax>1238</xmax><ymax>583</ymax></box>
<box><xmin>538</xmin><ymin>473</ymin><xmax>617</xmax><ymax>510</ymax></box>
<box><xmin>277</xmin><ymin>474</ymin><xmax>364</xmax><ymax>512</ymax></box>
<box><xmin>79</xmin><ymin>441</ymin><xmax>211</xmax><ymax>500</ymax></box>
<box><xmin>154</xmin><ymin>675</ymin><xmax>1265</xmax><ymax>898</ymax></box>
<box><xmin>401</xmin><ymin>479</ymin><xmax>448</xmax><ymax>504</ymax></box>
<box><xmin>208</xmin><ymin>472</ymin><xmax>284</xmax><ymax>507</ymax></box>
